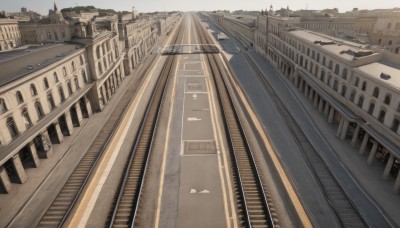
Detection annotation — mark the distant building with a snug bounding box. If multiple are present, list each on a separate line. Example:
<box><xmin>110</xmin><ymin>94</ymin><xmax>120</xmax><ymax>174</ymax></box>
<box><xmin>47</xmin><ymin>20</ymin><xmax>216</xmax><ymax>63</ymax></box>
<box><xmin>0</xmin><ymin>19</ymin><xmax>21</xmax><ymax>50</ymax></box>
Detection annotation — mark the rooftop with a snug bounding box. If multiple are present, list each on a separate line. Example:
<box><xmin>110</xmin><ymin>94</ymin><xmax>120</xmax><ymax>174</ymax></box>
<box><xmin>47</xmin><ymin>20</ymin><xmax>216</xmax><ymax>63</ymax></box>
<box><xmin>357</xmin><ymin>62</ymin><xmax>400</xmax><ymax>90</ymax></box>
<box><xmin>289</xmin><ymin>29</ymin><xmax>375</xmax><ymax>61</ymax></box>
<box><xmin>0</xmin><ymin>43</ymin><xmax>81</xmax><ymax>87</ymax></box>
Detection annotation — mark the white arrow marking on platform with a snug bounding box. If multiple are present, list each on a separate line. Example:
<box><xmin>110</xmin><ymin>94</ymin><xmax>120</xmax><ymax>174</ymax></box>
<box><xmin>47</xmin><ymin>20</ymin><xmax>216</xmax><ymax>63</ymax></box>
<box><xmin>199</xmin><ymin>190</ymin><xmax>210</xmax><ymax>194</ymax></box>
<box><xmin>187</xmin><ymin>117</ymin><xmax>201</xmax><ymax>121</ymax></box>
<box><xmin>190</xmin><ymin>188</ymin><xmax>197</xmax><ymax>194</ymax></box>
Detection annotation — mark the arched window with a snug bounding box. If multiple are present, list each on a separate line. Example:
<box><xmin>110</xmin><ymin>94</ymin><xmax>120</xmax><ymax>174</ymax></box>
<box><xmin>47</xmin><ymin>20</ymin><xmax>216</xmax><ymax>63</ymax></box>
<box><xmin>67</xmin><ymin>81</ymin><xmax>73</xmax><ymax>95</ymax></box>
<box><xmin>6</xmin><ymin>117</ymin><xmax>19</xmax><ymax>138</ymax></box>
<box><xmin>388</xmin><ymin>40</ymin><xmax>393</xmax><ymax>46</ymax></box>
<box><xmin>0</xmin><ymin>98</ymin><xmax>8</xmax><ymax>114</ymax></box>
<box><xmin>350</xmin><ymin>90</ymin><xmax>356</xmax><ymax>102</ymax></box>
<box><xmin>54</xmin><ymin>72</ymin><xmax>59</xmax><ymax>83</ymax></box>
<box><xmin>368</xmin><ymin>102</ymin><xmax>375</xmax><ymax>115</ymax></box>
<box><xmin>43</xmin><ymin>77</ymin><xmax>49</xmax><ymax>90</ymax></box>
<box><xmin>22</xmin><ymin>108</ymin><xmax>32</xmax><ymax>128</ymax></box>
<box><xmin>81</xmin><ymin>69</ymin><xmax>88</xmax><ymax>83</ymax></box>
<box><xmin>378</xmin><ymin>109</ymin><xmax>386</xmax><ymax>123</ymax></box>
<box><xmin>342</xmin><ymin>68</ymin><xmax>347</xmax><ymax>79</ymax></box>
<box><xmin>30</xmin><ymin>84</ymin><xmax>38</xmax><ymax>96</ymax></box>
<box><xmin>373</xmin><ymin>87</ymin><xmax>379</xmax><ymax>98</ymax></box>
<box><xmin>335</xmin><ymin>64</ymin><xmax>340</xmax><ymax>75</ymax></box>
<box><xmin>35</xmin><ymin>101</ymin><xmax>44</xmax><ymax>118</ymax></box>
<box><xmin>328</xmin><ymin>60</ymin><xmax>333</xmax><ymax>70</ymax></box>
<box><xmin>74</xmin><ymin>76</ymin><xmax>80</xmax><ymax>90</ymax></box>
<box><xmin>384</xmin><ymin>94</ymin><xmax>391</xmax><ymax>105</ymax></box>
<box><xmin>63</xmin><ymin>67</ymin><xmax>67</xmax><ymax>77</ymax></box>
<box><xmin>300</xmin><ymin>55</ymin><xmax>303</xmax><ymax>66</ymax></box>
<box><xmin>320</xmin><ymin>70</ymin><xmax>325</xmax><ymax>82</ymax></box>
<box><xmin>316</xmin><ymin>53</ymin><xmax>320</xmax><ymax>62</ymax></box>
<box><xmin>357</xmin><ymin>95</ymin><xmax>364</xmax><ymax>108</ymax></box>
<box><xmin>341</xmin><ymin>85</ymin><xmax>347</xmax><ymax>97</ymax></box>
<box><xmin>47</xmin><ymin>92</ymin><xmax>55</xmax><ymax>110</ymax></box>
<box><xmin>96</xmin><ymin>46</ymin><xmax>101</xmax><ymax>59</ymax></box>
<box><xmin>16</xmin><ymin>91</ymin><xmax>24</xmax><ymax>104</ymax></box>
<box><xmin>333</xmin><ymin>80</ymin><xmax>338</xmax><ymax>91</ymax></box>
<box><xmin>71</xmin><ymin>61</ymin><xmax>76</xmax><ymax>71</ymax></box>
<box><xmin>58</xmin><ymin>86</ymin><xmax>65</xmax><ymax>102</ymax></box>
<box><xmin>361</xmin><ymin>81</ymin><xmax>366</xmax><ymax>91</ymax></box>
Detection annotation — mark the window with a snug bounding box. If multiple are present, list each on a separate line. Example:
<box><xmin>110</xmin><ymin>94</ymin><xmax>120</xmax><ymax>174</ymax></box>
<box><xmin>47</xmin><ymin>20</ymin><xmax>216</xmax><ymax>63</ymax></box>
<box><xmin>6</xmin><ymin>117</ymin><xmax>19</xmax><ymax>138</ymax></box>
<box><xmin>96</xmin><ymin>46</ymin><xmax>101</xmax><ymax>59</ymax></box>
<box><xmin>16</xmin><ymin>91</ymin><xmax>24</xmax><ymax>104</ymax></box>
<box><xmin>350</xmin><ymin>90</ymin><xmax>356</xmax><ymax>102</ymax></box>
<box><xmin>316</xmin><ymin>53</ymin><xmax>320</xmax><ymax>62</ymax></box>
<box><xmin>341</xmin><ymin>85</ymin><xmax>347</xmax><ymax>97</ymax></box>
<box><xmin>384</xmin><ymin>94</ymin><xmax>391</xmax><ymax>105</ymax></box>
<box><xmin>307</xmin><ymin>48</ymin><xmax>310</xmax><ymax>56</ymax></box>
<box><xmin>328</xmin><ymin>60</ymin><xmax>333</xmax><ymax>70</ymax></box>
<box><xmin>63</xmin><ymin>67</ymin><xmax>67</xmax><ymax>77</ymax></box>
<box><xmin>67</xmin><ymin>81</ymin><xmax>73</xmax><ymax>95</ymax></box>
<box><xmin>378</xmin><ymin>110</ymin><xmax>386</xmax><ymax>123</ymax></box>
<box><xmin>71</xmin><ymin>61</ymin><xmax>76</xmax><ymax>71</ymax></box>
<box><xmin>335</xmin><ymin>64</ymin><xmax>340</xmax><ymax>75</ymax></box>
<box><xmin>300</xmin><ymin>55</ymin><xmax>303</xmax><ymax>66</ymax></box>
<box><xmin>47</xmin><ymin>93</ymin><xmax>55</xmax><ymax>110</ymax></box>
<box><xmin>43</xmin><ymin>77</ymin><xmax>49</xmax><ymax>90</ymax></box>
<box><xmin>54</xmin><ymin>72</ymin><xmax>59</xmax><ymax>83</ymax></box>
<box><xmin>320</xmin><ymin>70</ymin><xmax>325</xmax><ymax>82</ymax></box>
<box><xmin>82</xmin><ymin>69</ymin><xmax>88</xmax><ymax>83</ymax></box>
<box><xmin>368</xmin><ymin>103</ymin><xmax>375</xmax><ymax>115</ymax></box>
<box><xmin>30</xmin><ymin>84</ymin><xmax>38</xmax><ymax>96</ymax></box>
<box><xmin>311</xmin><ymin>50</ymin><xmax>315</xmax><ymax>59</ymax></box>
<box><xmin>22</xmin><ymin>108</ymin><xmax>32</xmax><ymax>128</ymax></box>
<box><xmin>361</xmin><ymin>81</ymin><xmax>366</xmax><ymax>91</ymax></box>
<box><xmin>0</xmin><ymin>98</ymin><xmax>8</xmax><ymax>114</ymax></box>
<box><xmin>58</xmin><ymin>86</ymin><xmax>65</xmax><ymax>102</ymax></box>
<box><xmin>372</xmin><ymin>87</ymin><xmax>379</xmax><ymax>98</ymax></box>
<box><xmin>392</xmin><ymin>118</ymin><xmax>400</xmax><ymax>132</ymax></box>
<box><xmin>342</xmin><ymin>68</ymin><xmax>347</xmax><ymax>79</ymax></box>
<box><xmin>357</xmin><ymin>96</ymin><xmax>364</xmax><ymax>108</ymax></box>
<box><xmin>333</xmin><ymin>80</ymin><xmax>338</xmax><ymax>91</ymax></box>
<box><xmin>74</xmin><ymin>76</ymin><xmax>80</xmax><ymax>90</ymax></box>
<box><xmin>354</xmin><ymin>77</ymin><xmax>360</xmax><ymax>87</ymax></box>
<box><xmin>98</xmin><ymin>63</ymin><xmax>103</xmax><ymax>74</ymax></box>
<box><xmin>35</xmin><ymin>102</ymin><xmax>44</xmax><ymax>118</ymax></box>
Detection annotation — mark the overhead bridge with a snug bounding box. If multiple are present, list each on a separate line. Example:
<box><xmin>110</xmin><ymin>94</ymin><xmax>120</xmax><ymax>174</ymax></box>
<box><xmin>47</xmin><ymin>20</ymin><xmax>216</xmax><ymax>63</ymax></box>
<box><xmin>160</xmin><ymin>44</ymin><xmax>219</xmax><ymax>54</ymax></box>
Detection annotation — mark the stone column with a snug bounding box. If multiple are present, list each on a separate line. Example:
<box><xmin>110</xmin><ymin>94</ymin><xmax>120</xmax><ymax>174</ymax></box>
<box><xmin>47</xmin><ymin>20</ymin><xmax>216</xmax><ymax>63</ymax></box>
<box><xmin>340</xmin><ymin>120</ymin><xmax>350</xmax><ymax>140</ymax></box>
<box><xmin>383</xmin><ymin>154</ymin><xmax>395</xmax><ymax>180</ymax></box>
<box><xmin>351</xmin><ymin>125</ymin><xmax>361</xmax><ymax>146</ymax></box>
<box><xmin>41</xmin><ymin>131</ymin><xmax>53</xmax><ymax>158</ymax></box>
<box><xmin>313</xmin><ymin>94</ymin><xmax>319</xmax><ymax>108</ymax></box>
<box><xmin>359</xmin><ymin>133</ymin><xmax>369</xmax><ymax>155</ymax></box>
<box><xmin>85</xmin><ymin>96</ymin><xmax>93</xmax><ymax>118</ymax></box>
<box><xmin>65</xmin><ymin>113</ymin><xmax>74</xmax><ymax>135</ymax></box>
<box><xmin>12</xmin><ymin>153</ymin><xmax>27</xmax><ymax>184</ymax></box>
<box><xmin>324</xmin><ymin>103</ymin><xmax>330</xmax><ymax>116</ymax></box>
<box><xmin>318</xmin><ymin>98</ymin><xmax>324</xmax><ymax>113</ymax></box>
<box><xmin>53</xmin><ymin>122</ymin><xmax>64</xmax><ymax>143</ymax></box>
<box><xmin>27</xmin><ymin>142</ymin><xmax>40</xmax><ymax>168</ymax></box>
<box><xmin>328</xmin><ymin>107</ymin><xmax>335</xmax><ymax>124</ymax></box>
<box><xmin>393</xmin><ymin>170</ymin><xmax>400</xmax><ymax>194</ymax></box>
<box><xmin>367</xmin><ymin>141</ymin><xmax>379</xmax><ymax>165</ymax></box>
<box><xmin>75</xmin><ymin>103</ymin><xmax>83</xmax><ymax>127</ymax></box>
<box><xmin>336</xmin><ymin>118</ymin><xmax>344</xmax><ymax>137</ymax></box>
<box><xmin>0</xmin><ymin>166</ymin><xmax>12</xmax><ymax>193</ymax></box>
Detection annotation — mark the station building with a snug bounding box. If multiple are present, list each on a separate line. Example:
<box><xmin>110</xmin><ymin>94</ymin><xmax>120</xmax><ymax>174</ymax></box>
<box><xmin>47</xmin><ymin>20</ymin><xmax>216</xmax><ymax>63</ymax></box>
<box><xmin>0</xmin><ymin>5</ymin><xmax>180</xmax><ymax>193</ymax></box>
<box><xmin>209</xmin><ymin>11</ymin><xmax>400</xmax><ymax>194</ymax></box>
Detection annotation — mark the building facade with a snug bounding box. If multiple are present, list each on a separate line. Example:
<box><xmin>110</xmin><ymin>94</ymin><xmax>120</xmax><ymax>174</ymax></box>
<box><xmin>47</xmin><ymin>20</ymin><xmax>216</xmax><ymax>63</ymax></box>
<box><xmin>0</xmin><ymin>8</ymin><xmax>181</xmax><ymax>193</ymax></box>
<box><xmin>208</xmin><ymin>11</ymin><xmax>400</xmax><ymax>194</ymax></box>
<box><xmin>0</xmin><ymin>19</ymin><xmax>21</xmax><ymax>51</ymax></box>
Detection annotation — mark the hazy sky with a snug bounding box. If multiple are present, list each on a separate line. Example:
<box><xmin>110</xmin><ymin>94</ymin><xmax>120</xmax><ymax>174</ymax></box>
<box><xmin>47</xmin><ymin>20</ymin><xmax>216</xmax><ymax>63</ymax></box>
<box><xmin>1</xmin><ymin>0</ymin><xmax>399</xmax><ymax>15</ymax></box>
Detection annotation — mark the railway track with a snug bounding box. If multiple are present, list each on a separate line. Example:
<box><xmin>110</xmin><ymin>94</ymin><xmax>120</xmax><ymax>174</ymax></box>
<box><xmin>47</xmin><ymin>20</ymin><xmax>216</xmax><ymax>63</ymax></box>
<box><xmin>106</xmin><ymin>21</ymin><xmax>184</xmax><ymax>228</ymax></box>
<box><xmin>240</xmin><ymin>48</ymin><xmax>366</xmax><ymax>227</ymax></box>
<box><xmin>34</xmin><ymin>36</ymin><xmax>160</xmax><ymax>228</ymax></box>
<box><xmin>194</xmin><ymin>15</ymin><xmax>276</xmax><ymax>228</ymax></box>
